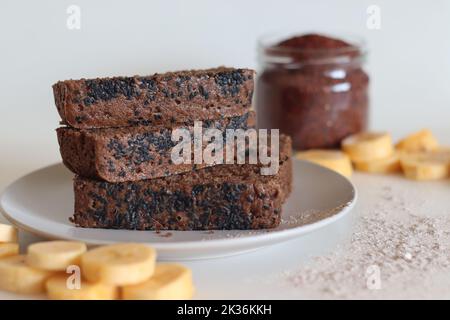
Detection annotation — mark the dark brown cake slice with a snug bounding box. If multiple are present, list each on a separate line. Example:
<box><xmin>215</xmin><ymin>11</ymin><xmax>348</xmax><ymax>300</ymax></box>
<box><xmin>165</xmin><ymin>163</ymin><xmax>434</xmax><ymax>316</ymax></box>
<box><xmin>53</xmin><ymin>67</ymin><xmax>254</xmax><ymax>129</ymax></box>
<box><xmin>71</xmin><ymin>135</ymin><xmax>292</xmax><ymax>230</ymax></box>
<box><xmin>57</xmin><ymin>112</ymin><xmax>255</xmax><ymax>182</ymax></box>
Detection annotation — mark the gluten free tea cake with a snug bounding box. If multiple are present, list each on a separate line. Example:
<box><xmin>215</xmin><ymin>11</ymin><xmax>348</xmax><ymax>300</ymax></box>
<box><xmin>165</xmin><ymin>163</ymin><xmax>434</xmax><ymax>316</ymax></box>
<box><xmin>71</xmin><ymin>135</ymin><xmax>292</xmax><ymax>230</ymax></box>
<box><xmin>53</xmin><ymin>67</ymin><xmax>293</xmax><ymax>231</ymax></box>
<box><xmin>53</xmin><ymin>67</ymin><xmax>254</xmax><ymax>129</ymax></box>
<box><xmin>57</xmin><ymin>112</ymin><xmax>255</xmax><ymax>182</ymax></box>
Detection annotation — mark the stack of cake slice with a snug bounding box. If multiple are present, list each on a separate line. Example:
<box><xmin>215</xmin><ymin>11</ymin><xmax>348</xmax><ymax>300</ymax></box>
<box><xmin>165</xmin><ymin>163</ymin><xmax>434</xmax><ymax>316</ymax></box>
<box><xmin>53</xmin><ymin>67</ymin><xmax>292</xmax><ymax>230</ymax></box>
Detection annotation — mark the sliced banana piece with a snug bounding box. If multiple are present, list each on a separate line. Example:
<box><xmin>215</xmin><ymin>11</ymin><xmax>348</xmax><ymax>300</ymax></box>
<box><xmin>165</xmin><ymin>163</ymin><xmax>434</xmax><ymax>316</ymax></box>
<box><xmin>0</xmin><ymin>243</ymin><xmax>19</xmax><ymax>259</ymax></box>
<box><xmin>400</xmin><ymin>148</ymin><xmax>450</xmax><ymax>181</ymax></box>
<box><xmin>81</xmin><ymin>243</ymin><xmax>156</xmax><ymax>286</ymax></box>
<box><xmin>0</xmin><ymin>255</ymin><xmax>54</xmax><ymax>294</ymax></box>
<box><xmin>295</xmin><ymin>150</ymin><xmax>353</xmax><ymax>177</ymax></box>
<box><xmin>396</xmin><ymin>129</ymin><xmax>439</xmax><ymax>152</ymax></box>
<box><xmin>342</xmin><ymin>132</ymin><xmax>394</xmax><ymax>162</ymax></box>
<box><xmin>354</xmin><ymin>152</ymin><xmax>401</xmax><ymax>174</ymax></box>
<box><xmin>0</xmin><ymin>223</ymin><xmax>18</xmax><ymax>243</ymax></box>
<box><xmin>26</xmin><ymin>241</ymin><xmax>87</xmax><ymax>271</ymax></box>
<box><xmin>46</xmin><ymin>274</ymin><xmax>118</xmax><ymax>300</ymax></box>
<box><xmin>122</xmin><ymin>264</ymin><xmax>194</xmax><ymax>300</ymax></box>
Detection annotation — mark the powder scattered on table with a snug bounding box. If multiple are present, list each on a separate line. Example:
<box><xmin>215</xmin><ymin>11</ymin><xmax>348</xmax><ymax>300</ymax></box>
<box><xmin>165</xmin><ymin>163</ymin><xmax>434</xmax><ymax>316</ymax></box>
<box><xmin>283</xmin><ymin>185</ymin><xmax>450</xmax><ymax>299</ymax></box>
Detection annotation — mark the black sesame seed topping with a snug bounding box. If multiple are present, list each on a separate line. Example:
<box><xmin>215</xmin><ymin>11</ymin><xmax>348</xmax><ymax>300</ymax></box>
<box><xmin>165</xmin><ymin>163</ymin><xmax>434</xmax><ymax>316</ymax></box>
<box><xmin>214</xmin><ymin>69</ymin><xmax>246</xmax><ymax>97</ymax></box>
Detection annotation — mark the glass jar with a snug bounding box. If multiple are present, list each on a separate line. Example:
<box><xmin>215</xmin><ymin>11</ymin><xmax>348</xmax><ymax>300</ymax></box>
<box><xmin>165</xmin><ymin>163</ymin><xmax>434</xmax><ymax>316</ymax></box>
<box><xmin>255</xmin><ymin>33</ymin><xmax>369</xmax><ymax>150</ymax></box>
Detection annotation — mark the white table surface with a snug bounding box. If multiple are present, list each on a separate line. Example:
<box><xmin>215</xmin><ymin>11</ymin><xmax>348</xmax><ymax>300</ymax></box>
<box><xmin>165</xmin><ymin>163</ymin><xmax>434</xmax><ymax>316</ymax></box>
<box><xmin>1</xmin><ymin>129</ymin><xmax>449</xmax><ymax>300</ymax></box>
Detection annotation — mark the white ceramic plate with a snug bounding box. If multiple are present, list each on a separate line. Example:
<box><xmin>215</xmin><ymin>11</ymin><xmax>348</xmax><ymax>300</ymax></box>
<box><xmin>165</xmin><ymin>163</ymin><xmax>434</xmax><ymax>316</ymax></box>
<box><xmin>0</xmin><ymin>160</ymin><xmax>356</xmax><ymax>260</ymax></box>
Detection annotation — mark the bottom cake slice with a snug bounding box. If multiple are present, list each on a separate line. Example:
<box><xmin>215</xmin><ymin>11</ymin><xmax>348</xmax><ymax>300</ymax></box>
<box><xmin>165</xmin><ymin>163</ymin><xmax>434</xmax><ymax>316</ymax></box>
<box><xmin>71</xmin><ymin>136</ymin><xmax>292</xmax><ymax>230</ymax></box>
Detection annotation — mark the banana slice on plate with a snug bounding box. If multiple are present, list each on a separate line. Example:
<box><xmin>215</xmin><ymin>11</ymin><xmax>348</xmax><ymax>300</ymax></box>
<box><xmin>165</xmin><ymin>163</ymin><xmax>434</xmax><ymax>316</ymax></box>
<box><xmin>354</xmin><ymin>152</ymin><xmax>401</xmax><ymax>174</ymax></box>
<box><xmin>342</xmin><ymin>132</ymin><xmax>394</xmax><ymax>162</ymax></box>
<box><xmin>81</xmin><ymin>243</ymin><xmax>156</xmax><ymax>286</ymax></box>
<box><xmin>122</xmin><ymin>264</ymin><xmax>194</xmax><ymax>300</ymax></box>
<box><xmin>0</xmin><ymin>243</ymin><xmax>19</xmax><ymax>259</ymax></box>
<box><xmin>396</xmin><ymin>129</ymin><xmax>439</xmax><ymax>152</ymax></box>
<box><xmin>26</xmin><ymin>241</ymin><xmax>87</xmax><ymax>271</ymax></box>
<box><xmin>400</xmin><ymin>148</ymin><xmax>450</xmax><ymax>180</ymax></box>
<box><xmin>0</xmin><ymin>255</ymin><xmax>54</xmax><ymax>294</ymax></box>
<box><xmin>0</xmin><ymin>223</ymin><xmax>18</xmax><ymax>243</ymax></box>
<box><xmin>295</xmin><ymin>150</ymin><xmax>353</xmax><ymax>178</ymax></box>
<box><xmin>46</xmin><ymin>274</ymin><xmax>118</xmax><ymax>300</ymax></box>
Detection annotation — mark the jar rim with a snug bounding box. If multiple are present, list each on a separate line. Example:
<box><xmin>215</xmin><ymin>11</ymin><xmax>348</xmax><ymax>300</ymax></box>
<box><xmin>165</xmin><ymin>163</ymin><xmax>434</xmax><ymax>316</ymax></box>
<box><xmin>257</xmin><ymin>31</ymin><xmax>367</xmax><ymax>65</ymax></box>
<box><xmin>258</xmin><ymin>31</ymin><xmax>367</xmax><ymax>54</ymax></box>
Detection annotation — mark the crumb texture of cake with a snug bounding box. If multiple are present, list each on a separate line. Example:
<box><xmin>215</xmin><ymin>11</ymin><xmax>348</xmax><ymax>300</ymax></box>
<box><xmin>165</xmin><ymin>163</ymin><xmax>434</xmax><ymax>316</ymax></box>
<box><xmin>57</xmin><ymin>112</ymin><xmax>256</xmax><ymax>182</ymax></box>
<box><xmin>53</xmin><ymin>67</ymin><xmax>255</xmax><ymax>129</ymax></box>
<box><xmin>71</xmin><ymin>136</ymin><xmax>292</xmax><ymax>231</ymax></box>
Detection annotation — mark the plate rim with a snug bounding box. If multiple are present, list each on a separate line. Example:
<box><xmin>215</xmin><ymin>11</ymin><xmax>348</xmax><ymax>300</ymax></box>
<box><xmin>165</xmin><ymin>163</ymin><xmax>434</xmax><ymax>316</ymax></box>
<box><xmin>0</xmin><ymin>161</ymin><xmax>357</xmax><ymax>250</ymax></box>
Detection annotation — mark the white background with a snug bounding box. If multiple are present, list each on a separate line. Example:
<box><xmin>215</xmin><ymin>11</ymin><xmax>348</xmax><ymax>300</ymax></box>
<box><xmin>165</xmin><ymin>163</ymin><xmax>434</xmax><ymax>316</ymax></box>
<box><xmin>1</xmin><ymin>0</ymin><xmax>450</xmax><ymax>299</ymax></box>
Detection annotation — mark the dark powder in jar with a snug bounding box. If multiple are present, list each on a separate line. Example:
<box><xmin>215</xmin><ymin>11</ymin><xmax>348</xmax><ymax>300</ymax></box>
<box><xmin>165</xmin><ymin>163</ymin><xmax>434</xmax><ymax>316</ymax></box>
<box><xmin>256</xmin><ymin>34</ymin><xmax>369</xmax><ymax>150</ymax></box>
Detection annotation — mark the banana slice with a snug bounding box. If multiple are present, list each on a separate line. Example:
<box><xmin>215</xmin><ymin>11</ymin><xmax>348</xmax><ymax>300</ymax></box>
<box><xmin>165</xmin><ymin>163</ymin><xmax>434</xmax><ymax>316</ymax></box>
<box><xmin>396</xmin><ymin>129</ymin><xmax>439</xmax><ymax>152</ymax></box>
<box><xmin>122</xmin><ymin>264</ymin><xmax>194</xmax><ymax>300</ymax></box>
<box><xmin>295</xmin><ymin>150</ymin><xmax>353</xmax><ymax>177</ymax></box>
<box><xmin>0</xmin><ymin>243</ymin><xmax>19</xmax><ymax>259</ymax></box>
<box><xmin>342</xmin><ymin>132</ymin><xmax>394</xmax><ymax>162</ymax></box>
<box><xmin>0</xmin><ymin>223</ymin><xmax>18</xmax><ymax>243</ymax></box>
<box><xmin>354</xmin><ymin>152</ymin><xmax>401</xmax><ymax>174</ymax></box>
<box><xmin>81</xmin><ymin>243</ymin><xmax>156</xmax><ymax>286</ymax></box>
<box><xmin>46</xmin><ymin>274</ymin><xmax>118</xmax><ymax>300</ymax></box>
<box><xmin>400</xmin><ymin>148</ymin><xmax>450</xmax><ymax>180</ymax></box>
<box><xmin>0</xmin><ymin>255</ymin><xmax>53</xmax><ymax>294</ymax></box>
<box><xmin>26</xmin><ymin>241</ymin><xmax>87</xmax><ymax>271</ymax></box>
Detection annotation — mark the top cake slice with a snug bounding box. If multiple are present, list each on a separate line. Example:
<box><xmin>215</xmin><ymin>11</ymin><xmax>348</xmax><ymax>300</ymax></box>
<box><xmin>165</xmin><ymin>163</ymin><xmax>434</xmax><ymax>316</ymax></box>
<box><xmin>53</xmin><ymin>67</ymin><xmax>255</xmax><ymax>129</ymax></box>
